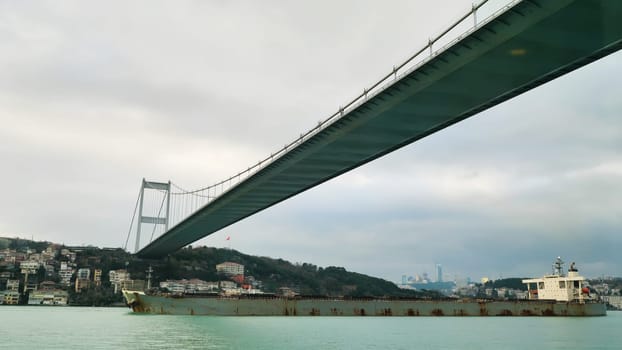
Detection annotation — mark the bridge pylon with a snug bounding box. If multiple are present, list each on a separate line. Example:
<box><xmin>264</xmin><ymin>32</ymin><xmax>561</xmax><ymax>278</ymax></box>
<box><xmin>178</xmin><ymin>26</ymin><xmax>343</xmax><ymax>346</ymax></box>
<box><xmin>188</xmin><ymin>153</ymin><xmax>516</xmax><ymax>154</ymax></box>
<box><xmin>135</xmin><ymin>179</ymin><xmax>171</xmax><ymax>253</ymax></box>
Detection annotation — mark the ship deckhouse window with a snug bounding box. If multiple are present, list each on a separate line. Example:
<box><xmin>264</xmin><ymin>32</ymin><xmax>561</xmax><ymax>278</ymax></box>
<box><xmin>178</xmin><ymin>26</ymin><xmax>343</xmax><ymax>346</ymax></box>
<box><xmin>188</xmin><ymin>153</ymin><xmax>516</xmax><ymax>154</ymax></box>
<box><xmin>559</xmin><ymin>281</ymin><xmax>566</xmax><ymax>289</ymax></box>
<box><xmin>574</xmin><ymin>281</ymin><xmax>580</xmax><ymax>288</ymax></box>
<box><xmin>538</xmin><ymin>282</ymin><xmax>544</xmax><ymax>289</ymax></box>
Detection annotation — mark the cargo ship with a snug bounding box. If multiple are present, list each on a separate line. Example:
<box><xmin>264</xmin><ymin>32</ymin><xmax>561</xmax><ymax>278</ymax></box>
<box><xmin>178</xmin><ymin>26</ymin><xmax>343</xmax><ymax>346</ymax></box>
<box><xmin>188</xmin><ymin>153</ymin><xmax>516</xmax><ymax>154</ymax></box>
<box><xmin>122</xmin><ymin>258</ymin><xmax>606</xmax><ymax>316</ymax></box>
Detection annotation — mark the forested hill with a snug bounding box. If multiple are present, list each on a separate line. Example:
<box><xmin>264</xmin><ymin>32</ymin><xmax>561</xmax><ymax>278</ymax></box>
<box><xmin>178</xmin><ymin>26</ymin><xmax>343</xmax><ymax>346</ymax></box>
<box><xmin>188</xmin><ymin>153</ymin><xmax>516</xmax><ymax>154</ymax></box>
<box><xmin>154</xmin><ymin>246</ymin><xmax>434</xmax><ymax>298</ymax></box>
<box><xmin>1</xmin><ymin>237</ymin><xmax>437</xmax><ymax>298</ymax></box>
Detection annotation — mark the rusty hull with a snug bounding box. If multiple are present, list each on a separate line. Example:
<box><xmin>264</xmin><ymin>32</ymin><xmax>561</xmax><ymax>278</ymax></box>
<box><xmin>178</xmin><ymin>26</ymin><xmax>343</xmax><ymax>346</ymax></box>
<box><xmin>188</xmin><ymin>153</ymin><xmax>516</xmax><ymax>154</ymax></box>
<box><xmin>122</xmin><ymin>291</ymin><xmax>606</xmax><ymax>317</ymax></box>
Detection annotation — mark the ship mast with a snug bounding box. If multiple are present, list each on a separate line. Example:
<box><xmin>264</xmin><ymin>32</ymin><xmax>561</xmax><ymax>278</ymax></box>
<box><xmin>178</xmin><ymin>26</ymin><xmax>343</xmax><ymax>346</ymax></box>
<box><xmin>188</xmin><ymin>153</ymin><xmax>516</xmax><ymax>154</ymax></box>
<box><xmin>146</xmin><ymin>265</ymin><xmax>153</xmax><ymax>290</ymax></box>
<box><xmin>552</xmin><ymin>256</ymin><xmax>565</xmax><ymax>276</ymax></box>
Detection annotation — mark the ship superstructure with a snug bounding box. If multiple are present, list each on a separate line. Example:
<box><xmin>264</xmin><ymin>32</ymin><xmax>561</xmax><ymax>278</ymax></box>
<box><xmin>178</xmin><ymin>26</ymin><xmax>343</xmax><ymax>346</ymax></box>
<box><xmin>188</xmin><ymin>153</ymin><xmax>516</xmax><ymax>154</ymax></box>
<box><xmin>522</xmin><ymin>257</ymin><xmax>590</xmax><ymax>302</ymax></box>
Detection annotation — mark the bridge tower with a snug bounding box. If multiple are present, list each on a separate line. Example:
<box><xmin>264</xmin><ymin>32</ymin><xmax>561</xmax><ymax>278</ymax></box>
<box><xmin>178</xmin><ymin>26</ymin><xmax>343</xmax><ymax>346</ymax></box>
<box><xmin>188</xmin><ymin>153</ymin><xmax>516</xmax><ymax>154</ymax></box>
<box><xmin>135</xmin><ymin>179</ymin><xmax>171</xmax><ymax>253</ymax></box>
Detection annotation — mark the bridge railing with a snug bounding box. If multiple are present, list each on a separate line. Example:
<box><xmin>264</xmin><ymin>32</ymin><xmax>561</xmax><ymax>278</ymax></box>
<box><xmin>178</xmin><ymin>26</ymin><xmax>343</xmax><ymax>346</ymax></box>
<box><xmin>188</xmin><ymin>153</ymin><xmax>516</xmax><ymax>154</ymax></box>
<box><xmin>154</xmin><ymin>0</ymin><xmax>519</xmax><ymax>239</ymax></box>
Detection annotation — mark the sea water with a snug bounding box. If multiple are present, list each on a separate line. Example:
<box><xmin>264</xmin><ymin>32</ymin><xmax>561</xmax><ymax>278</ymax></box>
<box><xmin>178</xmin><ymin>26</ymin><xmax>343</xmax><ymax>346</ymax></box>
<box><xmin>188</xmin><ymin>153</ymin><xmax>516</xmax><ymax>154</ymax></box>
<box><xmin>1</xmin><ymin>306</ymin><xmax>620</xmax><ymax>349</ymax></box>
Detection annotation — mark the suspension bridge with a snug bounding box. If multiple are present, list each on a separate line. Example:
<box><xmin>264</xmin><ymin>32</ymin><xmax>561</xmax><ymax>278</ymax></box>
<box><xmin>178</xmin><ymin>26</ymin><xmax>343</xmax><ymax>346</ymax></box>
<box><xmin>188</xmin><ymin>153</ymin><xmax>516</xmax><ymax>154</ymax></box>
<box><xmin>127</xmin><ymin>0</ymin><xmax>622</xmax><ymax>259</ymax></box>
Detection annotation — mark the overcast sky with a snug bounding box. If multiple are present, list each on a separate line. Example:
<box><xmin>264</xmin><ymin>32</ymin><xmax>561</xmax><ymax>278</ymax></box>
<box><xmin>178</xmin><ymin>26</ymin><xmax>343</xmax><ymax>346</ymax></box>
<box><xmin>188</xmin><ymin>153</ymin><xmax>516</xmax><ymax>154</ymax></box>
<box><xmin>1</xmin><ymin>1</ymin><xmax>620</xmax><ymax>282</ymax></box>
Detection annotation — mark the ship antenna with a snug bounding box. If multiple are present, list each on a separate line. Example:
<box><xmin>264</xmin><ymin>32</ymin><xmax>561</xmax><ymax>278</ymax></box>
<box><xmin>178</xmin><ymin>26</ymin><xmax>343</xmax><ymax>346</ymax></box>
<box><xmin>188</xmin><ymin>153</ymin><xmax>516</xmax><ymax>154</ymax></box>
<box><xmin>146</xmin><ymin>265</ymin><xmax>154</xmax><ymax>290</ymax></box>
<box><xmin>553</xmin><ymin>257</ymin><xmax>564</xmax><ymax>276</ymax></box>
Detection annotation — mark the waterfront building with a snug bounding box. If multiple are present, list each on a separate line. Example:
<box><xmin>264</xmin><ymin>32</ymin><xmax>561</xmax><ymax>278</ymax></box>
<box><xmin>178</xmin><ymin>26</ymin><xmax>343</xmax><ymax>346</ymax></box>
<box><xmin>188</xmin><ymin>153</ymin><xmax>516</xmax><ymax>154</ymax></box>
<box><xmin>0</xmin><ymin>249</ymin><xmax>17</xmax><ymax>263</ymax></box>
<box><xmin>75</xmin><ymin>278</ymin><xmax>90</xmax><ymax>292</ymax></box>
<box><xmin>58</xmin><ymin>262</ymin><xmax>74</xmax><ymax>286</ymax></box>
<box><xmin>39</xmin><ymin>281</ymin><xmax>58</xmax><ymax>290</ymax></box>
<box><xmin>454</xmin><ymin>285</ymin><xmax>478</xmax><ymax>297</ymax></box>
<box><xmin>28</xmin><ymin>289</ymin><xmax>68</xmax><ymax>305</ymax></box>
<box><xmin>1</xmin><ymin>290</ymin><xmax>19</xmax><ymax>305</ymax></box>
<box><xmin>160</xmin><ymin>280</ymin><xmax>186</xmax><ymax>293</ymax></box>
<box><xmin>109</xmin><ymin>269</ymin><xmax>130</xmax><ymax>293</ymax></box>
<box><xmin>198</xmin><ymin>281</ymin><xmax>220</xmax><ymax>292</ymax></box>
<box><xmin>76</xmin><ymin>268</ymin><xmax>90</xmax><ymax>280</ymax></box>
<box><xmin>160</xmin><ymin>279</ymin><xmax>220</xmax><ymax>294</ymax></box>
<box><xmin>219</xmin><ymin>280</ymin><xmax>237</xmax><ymax>289</ymax></box>
<box><xmin>604</xmin><ymin>295</ymin><xmax>622</xmax><ymax>309</ymax></box>
<box><xmin>19</xmin><ymin>260</ymin><xmax>39</xmax><ymax>272</ymax></box>
<box><xmin>184</xmin><ymin>279</ymin><xmax>213</xmax><ymax>293</ymax></box>
<box><xmin>25</xmin><ymin>278</ymin><xmax>38</xmax><ymax>293</ymax></box>
<box><xmin>6</xmin><ymin>279</ymin><xmax>19</xmax><ymax>291</ymax></box>
<box><xmin>13</xmin><ymin>252</ymin><xmax>26</xmax><ymax>263</ymax></box>
<box><xmin>93</xmin><ymin>269</ymin><xmax>102</xmax><ymax>286</ymax></box>
<box><xmin>155</xmin><ymin>277</ymin><xmax>262</xmax><ymax>295</ymax></box>
<box><xmin>41</xmin><ymin>250</ymin><xmax>55</xmax><ymax>261</ymax></box>
<box><xmin>44</xmin><ymin>246</ymin><xmax>58</xmax><ymax>257</ymax></box>
<box><xmin>216</xmin><ymin>262</ymin><xmax>244</xmax><ymax>276</ymax></box>
<box><xmin>28</xmin><ymin>253</ymin><xmax>42</xmax><ymax>262</ymax></box>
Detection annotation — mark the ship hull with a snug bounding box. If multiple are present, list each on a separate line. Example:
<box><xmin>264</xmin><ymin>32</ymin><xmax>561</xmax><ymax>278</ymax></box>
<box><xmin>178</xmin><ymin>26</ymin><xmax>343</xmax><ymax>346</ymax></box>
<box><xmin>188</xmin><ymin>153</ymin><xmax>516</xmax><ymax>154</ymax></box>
<box><xmin>122</xmin><ymin>291</ymin><xmax>606</xmax><ymax>316</ymax></box>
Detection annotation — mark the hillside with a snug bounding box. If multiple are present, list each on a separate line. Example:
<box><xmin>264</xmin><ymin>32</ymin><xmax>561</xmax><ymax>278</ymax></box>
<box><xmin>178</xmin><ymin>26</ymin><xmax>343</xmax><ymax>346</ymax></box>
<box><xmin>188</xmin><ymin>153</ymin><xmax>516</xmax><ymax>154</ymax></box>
<box><xmin>153</xmin><ymin>247</ymin><xmax>436</xmax><ymax>297</ymax></box>
<box><xmin>154</xmin><ymin>246</ymin><xmax>430</xmax><ymax>297</ymax></box>
<box><xmin>1</xmin><ymin>237</ymin><xmax>438</xmax><ymax>305</ymax></box>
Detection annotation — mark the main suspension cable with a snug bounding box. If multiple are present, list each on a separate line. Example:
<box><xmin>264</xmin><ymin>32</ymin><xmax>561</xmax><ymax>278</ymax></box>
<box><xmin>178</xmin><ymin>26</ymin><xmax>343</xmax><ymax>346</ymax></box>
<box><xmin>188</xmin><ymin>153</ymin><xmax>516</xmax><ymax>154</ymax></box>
<box><xmin>123</xmin><ymin>187</ymin><xmax>142</xmax><ymax>251</ymax></box>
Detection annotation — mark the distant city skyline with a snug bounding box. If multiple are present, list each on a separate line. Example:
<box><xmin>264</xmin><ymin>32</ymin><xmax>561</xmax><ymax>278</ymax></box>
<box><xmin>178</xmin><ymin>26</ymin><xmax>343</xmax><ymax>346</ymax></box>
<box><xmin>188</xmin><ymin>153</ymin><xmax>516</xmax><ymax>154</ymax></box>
<box><xmin>1</xmin><ymin>1</ymin><xmax>620</xmax><ymax>282</ymax></box>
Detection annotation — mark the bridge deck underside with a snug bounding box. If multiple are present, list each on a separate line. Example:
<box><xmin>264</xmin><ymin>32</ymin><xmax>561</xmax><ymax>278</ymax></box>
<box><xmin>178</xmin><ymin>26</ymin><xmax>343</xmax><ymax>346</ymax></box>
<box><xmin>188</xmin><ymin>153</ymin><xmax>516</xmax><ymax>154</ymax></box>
<box><xmin>138</xmin><ymin>0</ymin><xmax>622</xmax><ymax>258</ymax></box>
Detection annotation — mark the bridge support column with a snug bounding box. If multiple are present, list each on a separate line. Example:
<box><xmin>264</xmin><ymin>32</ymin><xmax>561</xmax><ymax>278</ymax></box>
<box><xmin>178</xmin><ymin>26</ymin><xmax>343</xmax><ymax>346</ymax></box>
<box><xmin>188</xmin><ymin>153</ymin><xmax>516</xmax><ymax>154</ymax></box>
<box><xmin>134</xmin><ymin>179</ymin><xmax>171</xmax><ymax>253</ymax></box>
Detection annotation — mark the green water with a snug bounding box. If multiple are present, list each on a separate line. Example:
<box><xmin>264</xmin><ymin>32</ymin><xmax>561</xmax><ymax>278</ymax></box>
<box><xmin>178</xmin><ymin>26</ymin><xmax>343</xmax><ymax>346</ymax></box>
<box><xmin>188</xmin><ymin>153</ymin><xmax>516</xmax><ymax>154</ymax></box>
<box><xmin>1</xmin><ymin>306</ymin><xmax>619</xmax><ymax>349</ymax></box>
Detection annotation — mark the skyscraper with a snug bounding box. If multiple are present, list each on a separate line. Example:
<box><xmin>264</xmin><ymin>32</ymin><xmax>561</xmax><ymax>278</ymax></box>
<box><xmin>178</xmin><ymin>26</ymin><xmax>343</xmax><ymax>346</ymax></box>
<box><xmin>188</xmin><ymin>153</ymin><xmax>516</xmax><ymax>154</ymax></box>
<box><xmin>436</xmin><ymin>264</ymin><xmax>443</xmax><ymax>283</ymax></box>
